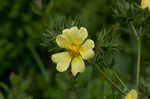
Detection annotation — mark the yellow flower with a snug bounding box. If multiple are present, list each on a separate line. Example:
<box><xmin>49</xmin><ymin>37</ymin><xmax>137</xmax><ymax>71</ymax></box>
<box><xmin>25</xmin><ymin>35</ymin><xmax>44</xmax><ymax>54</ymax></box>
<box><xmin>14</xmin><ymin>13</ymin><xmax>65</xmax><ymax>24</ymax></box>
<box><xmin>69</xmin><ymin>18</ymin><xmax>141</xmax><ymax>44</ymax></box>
<box><xmin>141</xmin><ymin>0</ymin><xmax>150</xmax><ymax>11</ymax></box>
<box><xmin>125</xmin><ymin>89</ymin><xmax>137</xmax><ymax>99</ymax></box>
<box><xmin>51</xmin><ymin>27</ymin><xmax>95</xmax><ymax>76</ymax></box>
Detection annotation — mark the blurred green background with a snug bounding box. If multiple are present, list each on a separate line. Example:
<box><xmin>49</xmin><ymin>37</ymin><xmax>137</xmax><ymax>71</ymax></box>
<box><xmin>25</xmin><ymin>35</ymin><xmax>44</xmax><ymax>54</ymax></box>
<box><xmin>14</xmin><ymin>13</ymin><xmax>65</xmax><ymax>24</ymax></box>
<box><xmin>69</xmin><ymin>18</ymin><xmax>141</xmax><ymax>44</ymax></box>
<box><xmin>0</xmin><ymin>0</ymin><xmax>150</xmax><ymax>99</ymax></box>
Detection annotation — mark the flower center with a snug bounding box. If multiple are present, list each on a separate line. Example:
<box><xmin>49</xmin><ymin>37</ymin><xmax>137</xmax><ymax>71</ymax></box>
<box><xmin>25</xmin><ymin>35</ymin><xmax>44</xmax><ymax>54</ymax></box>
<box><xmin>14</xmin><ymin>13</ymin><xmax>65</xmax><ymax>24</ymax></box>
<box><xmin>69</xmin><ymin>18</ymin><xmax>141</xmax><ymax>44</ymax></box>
<box><xmin>69</xmin><ymin>44</ymin><xmax>80</xmax><ymax>56</ymax></box>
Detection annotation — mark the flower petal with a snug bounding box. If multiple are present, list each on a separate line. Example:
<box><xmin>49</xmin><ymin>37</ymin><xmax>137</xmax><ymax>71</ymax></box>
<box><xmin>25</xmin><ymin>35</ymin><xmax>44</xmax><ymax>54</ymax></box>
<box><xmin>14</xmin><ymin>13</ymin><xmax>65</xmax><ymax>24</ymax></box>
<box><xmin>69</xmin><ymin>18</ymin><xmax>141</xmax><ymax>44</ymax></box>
<box><xmin>51</xmin><ymin>52</ymin><xmax>72</xmax><ymax>72</ymax></box>
<box><xmin>63</xmin><ymin>27</ymin><xmax>88</xmax><ymax>45</ymax></box>
<box><xmin>125</xmin><ymin>89</ymin><xmax>137</xmax><ymax>99</ymax></box>
<box><xmin>71</xmin><ymin>56</ymin><xmax>85</xmax><ymax>76</ymax></box>
<box><xmin>56</xmin><ymin>34</ymin><xmax>71</xmax><ymax>48</ymax></box>
<box><xmin>80</xmin><ymin>49</ymin><xmax>95</xmax><ymax>60</ymax></box>
<box><xmin>81</xmin><ymin>39</ymin><xmax>95</xmax><ymax>49</ymax></box>
<box><xmin>79</xmin><ymin>39</ymin><xmax>95</xmax><ymax>60</ymax></box>
<box><xmin>141</xmin><ymin>0</ymin><xmax>150</xmax><ymax>10</ymax></box>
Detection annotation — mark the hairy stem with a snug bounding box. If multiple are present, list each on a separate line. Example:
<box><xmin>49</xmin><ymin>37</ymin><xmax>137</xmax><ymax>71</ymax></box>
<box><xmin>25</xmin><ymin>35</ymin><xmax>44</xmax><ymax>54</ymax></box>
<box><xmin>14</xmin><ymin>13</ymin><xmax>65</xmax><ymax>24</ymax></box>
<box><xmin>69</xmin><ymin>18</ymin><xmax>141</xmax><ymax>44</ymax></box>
<box><xmin>113</xmin><ymin>71</ymin><xmax>129</xmax><ymax>91</ymax></box>
<box><xmin>87</xmin><ymin>61</ymin><xmax>126</xmax><ymax>96</ymax></box>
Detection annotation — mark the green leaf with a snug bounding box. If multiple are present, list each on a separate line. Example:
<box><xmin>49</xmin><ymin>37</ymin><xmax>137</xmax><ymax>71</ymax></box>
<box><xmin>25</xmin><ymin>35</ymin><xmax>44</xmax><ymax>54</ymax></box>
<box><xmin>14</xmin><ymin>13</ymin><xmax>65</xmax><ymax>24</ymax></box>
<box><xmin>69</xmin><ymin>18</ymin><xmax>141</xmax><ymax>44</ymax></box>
<box><xmin>0</xmin><ymin>82</ymin><xmax>11</xmax><ymax>94</ymax></box>
<box><xmin>18</xmin><ymin>80</ymin><xmax>30</xmax><ymax>94</ymax></box>
<box><xmin>0</xmin><ymin>92</ymin><xmax>4</xmax><ymax>99</ymax></box>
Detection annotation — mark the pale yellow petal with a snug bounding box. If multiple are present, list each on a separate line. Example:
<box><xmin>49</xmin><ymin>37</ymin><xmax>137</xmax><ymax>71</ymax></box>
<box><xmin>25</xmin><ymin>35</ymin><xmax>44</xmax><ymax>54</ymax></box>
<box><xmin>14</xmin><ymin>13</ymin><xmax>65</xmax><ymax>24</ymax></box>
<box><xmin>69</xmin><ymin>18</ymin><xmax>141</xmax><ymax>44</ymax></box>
<box><xmin>63</xmin><ymin>26</ymin><xmax>88</xmax><ymax>45</ymax></box>
<box><xmin>79</xmin><ymin>27</ymin><xmax>88</xmax><ymax>42</ymax></box>
<box><xmin>56</xmin><ymin>34</ymin><xmax>71</xmax><ymax>48</ymax></box>
<box><xmin>141</xmin><ymin>0</ymin><xmax>146</xmax><ymax>6</ymax></box>
<box><xmin>62</xmin><ymin>28</ymin><xmax>71</xmax><ymax>36</ymax></box>
<box><xmin>80</xmin><ymin>49</ymin><xmax>95</xmax><ymax>60</ymax></box>
<box><xmin>141</xmin><ymin>0</ymin><xmax>150</xmax><ymax>10</ymax></box>
<box><xmin>125</xmin><ymin>95</ymin><xmax>131</xmax><ymax>99</ymax></box>
<box><xmin>125</xmin><ymin>89</ymin><xmax>137</xmax><ymax>99</ymax></box>
<box><xmin>51</xmin><ymin>52</ymin><xmax>72</xmax><ymax>72</ymax></box>
<box><xmin>71</xmin><ymin>56</ymin><xmax>85</xmax><ymax>76</ymax></box>
<box><xmin>81</xmin><ymin>39</ymin><xmax>95</xmax><ymax>49</ymax></box>
<box><xmin>79</xmin><ymin>39</ymin><xmax>95</xmax><ymax>60</ymax></box>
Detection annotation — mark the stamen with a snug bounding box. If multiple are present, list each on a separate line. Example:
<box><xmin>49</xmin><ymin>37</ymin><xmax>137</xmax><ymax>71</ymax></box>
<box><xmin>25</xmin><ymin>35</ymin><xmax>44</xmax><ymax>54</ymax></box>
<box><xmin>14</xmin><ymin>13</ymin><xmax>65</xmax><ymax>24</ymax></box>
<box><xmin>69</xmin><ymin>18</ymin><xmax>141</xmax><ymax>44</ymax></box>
<box><xmin>69</xmin><ymin>44</ymin><xmax>80</xmax><ymax>56</ymax></box>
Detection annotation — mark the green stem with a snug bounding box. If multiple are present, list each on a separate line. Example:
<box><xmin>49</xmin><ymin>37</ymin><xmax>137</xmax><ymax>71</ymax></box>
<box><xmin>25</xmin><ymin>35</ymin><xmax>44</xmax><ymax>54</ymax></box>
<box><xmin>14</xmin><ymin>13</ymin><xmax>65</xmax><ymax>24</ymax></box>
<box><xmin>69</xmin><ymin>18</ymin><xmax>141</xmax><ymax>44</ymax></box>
<box><xmin>131</xmin><ymin>24</ymin><xmax>142</xmax><ymax>98</ymax></box>
<box><xmin>27</xmin><ymin>43</ymin><xmax>47</xmax><ymax>78</ymax></box>
<box><xmin>87</xmin><ymin>61</ymin><xmax>126</xmax><ymax>96</ymax></box>
<box><xmin>136</xmin><ymin>38</ymin><xmax>141</xmax><ymax>94</ymax></box>
<box><xmin>113</xmin><ymin>70</ymin><xmax>129</xmax><ymax>91</ymax></box>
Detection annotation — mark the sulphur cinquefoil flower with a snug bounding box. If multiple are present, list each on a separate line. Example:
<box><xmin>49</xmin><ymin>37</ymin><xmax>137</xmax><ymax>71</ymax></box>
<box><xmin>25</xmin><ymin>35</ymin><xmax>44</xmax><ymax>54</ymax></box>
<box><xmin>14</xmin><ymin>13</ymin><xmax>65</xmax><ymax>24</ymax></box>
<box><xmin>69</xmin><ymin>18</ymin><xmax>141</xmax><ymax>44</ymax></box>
<box><xmin>141</xmin><ymin>0</ymin><xmax>150</xmax><ymax>11</ymax></box>
<box><xmin>51</xmin><ymin>27</ymin><xmax>95</xmax><ymax>76</ymax></box>
<box><xmin>125</xmin><ymin>89</ymin><xmax>137</xmax><ymax>99</ymax></box>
